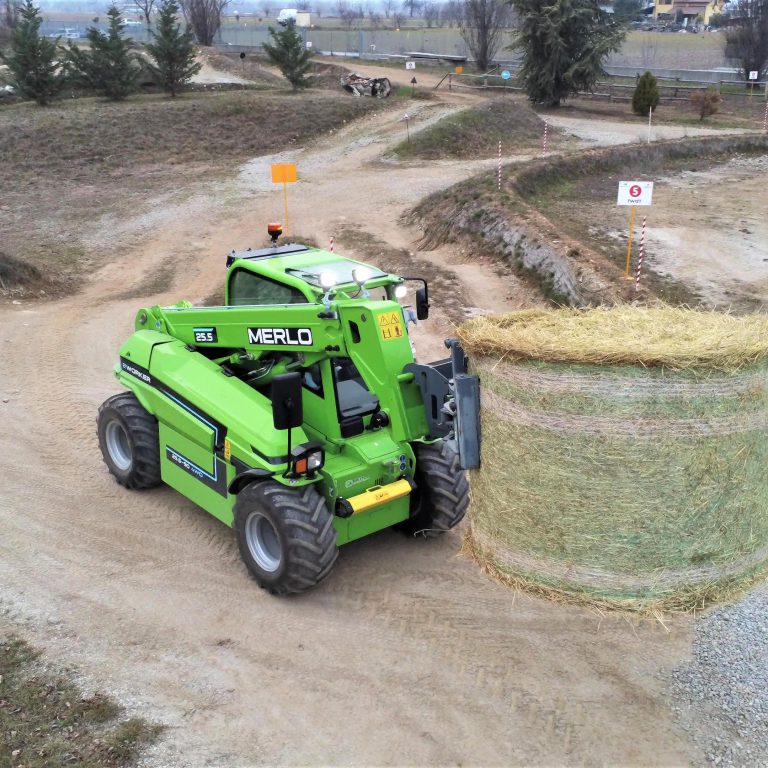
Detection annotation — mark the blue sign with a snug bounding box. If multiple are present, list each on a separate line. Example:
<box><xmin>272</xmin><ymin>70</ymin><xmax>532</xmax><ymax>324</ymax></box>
<box><xmin>501</xmin><ymin>70</ymin><xmax>511</xmax><ymax>80</ymax></box>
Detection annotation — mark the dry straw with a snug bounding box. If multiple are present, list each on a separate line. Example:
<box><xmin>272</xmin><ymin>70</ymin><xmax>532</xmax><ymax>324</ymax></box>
<box><xmin>461</xmin><ymin>306</ymin><xmax>768</xmax><ymax>613</ymax></box>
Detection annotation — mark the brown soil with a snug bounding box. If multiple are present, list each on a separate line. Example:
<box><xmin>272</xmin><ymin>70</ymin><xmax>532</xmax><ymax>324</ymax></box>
<box><xmin>0</xmin><ymin>62</ymin><xmax>747</xmax><ymax>767</ymax></box>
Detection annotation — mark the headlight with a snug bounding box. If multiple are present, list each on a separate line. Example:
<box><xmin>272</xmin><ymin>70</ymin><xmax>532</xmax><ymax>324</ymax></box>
<box><xmin>320</xmin><ymin>271</ymin><xmax>337</xmax><ymax>290</ymax></box>
<box><xmin>290</xmin><ymin>441</ymin><xmax>324</xmax><ymax>477</ymax></box>
<box><xmin>395</xmin><ymin>284</ymin><xmax>408</xmax><ymax>299</ymax></box>
<box><xmin>352</xmin><ymin>266</ymin><xmax>372</xmax><ymax>286</ymax></box>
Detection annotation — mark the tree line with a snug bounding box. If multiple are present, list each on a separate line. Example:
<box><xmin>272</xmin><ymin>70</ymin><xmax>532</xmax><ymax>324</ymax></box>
<box><xmin>0</xmin><ymin>0</ymin><xmax>201</xmax><ymax>104</ymax></box>
<box><xmin>2</xmin><ymin>0</ymin><xmax>766</xmax><ymax>109</ymax></box>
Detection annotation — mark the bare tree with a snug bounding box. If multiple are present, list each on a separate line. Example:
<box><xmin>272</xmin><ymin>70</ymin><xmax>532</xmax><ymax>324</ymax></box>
<box><xmin>260</xmin><ymin>2</ymin><xmax>272</xmax><ymax>18</ymax></box>
<box><xmin>1</xmin><ymin>0</ymin><xmax>20</xmax><ymax>39</ymax></box>
<box><xmin>442</xmin><ymin>0</ymin><xmax>462</xmax><ymax>26</ymax></box>
<box><xmin>297</xmin><ymin>0</ymin><xmax>311</xmax><ymax>8</ymax></box>
<box><xmin>460</xmin><ymin>0</ymin><xmax>508</xmax><ymax>71</ymax></box>
<box><xmin>725</xmin><ymin>0</ymin><xmax>768</xmax><ymax>82</ymax></box>
<box><xmin>424</xmin><ymin>0</ymin><xmax>439</xmax><ymax>26</ymax></box>
<box><xmin>178</xmin><ymin>0</ymin><xmax>230</xmax><ymax>45</ymax></box>
<box><xmin>339</xmin><ymin>5</ymin><xmax>357</xmax><ymax>28</ymax></box>
<box><xmin>392</xmin><ymin>9</ymin><xmax>406</xmax><ymax>26</ymax></box>
<box><xmin>382</xmin><ymin>0</ymin><xmax>395</xmax><ymax>17</ymax></box>
<box><xmin>402</xmin><ymin>0</ymin><xmax>421</xmax><ymax>17</ymax></box>
<box><xmin>133</xmin><ymin>0</ymin><xmax>158</xmax><ymax>26</ymax></box>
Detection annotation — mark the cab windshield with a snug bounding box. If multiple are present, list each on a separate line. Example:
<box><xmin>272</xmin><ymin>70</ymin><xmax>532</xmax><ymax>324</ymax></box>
<box><xmin>333</xmin><ymin>358</ymin><xmax>379</xmax><ymax>418</ymax></box>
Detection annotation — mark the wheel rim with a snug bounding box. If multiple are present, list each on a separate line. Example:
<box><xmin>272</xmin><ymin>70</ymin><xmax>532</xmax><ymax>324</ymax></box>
<box><xmin>245</xmin><ymin>512</ymin><xmax>282</xmax><ymax>573</ymax></box>
<box><xmin>105</xmin><ymin>420</ymin><xmax>132</xmax><ymax>471</ymax></box>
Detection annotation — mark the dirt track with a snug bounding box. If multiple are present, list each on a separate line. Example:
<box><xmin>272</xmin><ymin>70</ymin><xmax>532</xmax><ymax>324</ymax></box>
<box><xmin>0</xmin><ymin>77</ymin><xmax>729</xmax><ymax>766</ymax></box>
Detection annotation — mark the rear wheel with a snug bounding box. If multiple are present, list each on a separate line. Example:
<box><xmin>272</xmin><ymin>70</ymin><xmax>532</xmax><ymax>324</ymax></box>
<box><xmin>234</xmin><ymin>481</ymin><xmax>338</xmax><ymax>595</ymax></box>
<box><xmin>400</xmin><ymin>440</ymin><xmax>469</xmax><ymax>537</ymax></box>
<box><xmin>97</xmin><ymin>392</ymin><xmax>161</xmax><ymax>489</ymax></box>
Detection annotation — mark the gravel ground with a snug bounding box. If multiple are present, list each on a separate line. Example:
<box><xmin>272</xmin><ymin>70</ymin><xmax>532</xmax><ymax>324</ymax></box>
<box><xmin>669</xmin><ymin>582</ymin><xmax>768</xmax><ymax>767</ymax></box>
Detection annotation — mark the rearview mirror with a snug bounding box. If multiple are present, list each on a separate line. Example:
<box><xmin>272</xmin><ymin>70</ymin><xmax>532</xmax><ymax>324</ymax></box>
<box><xmin>271</xmin><ymin>372</ymin><xmax>303</xmax><ymax>430</ymax></box>
<box><xmin>416</xmin><ymin>286</ymin><xmax>429</xmax><ymax>320</ymax></box>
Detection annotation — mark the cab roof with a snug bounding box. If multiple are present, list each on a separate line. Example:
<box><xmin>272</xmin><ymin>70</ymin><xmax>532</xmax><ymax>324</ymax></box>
<box><xmin>227</xmin><ymin>244</ymin><xmax>395</xmax><ymax>290</ymax></box>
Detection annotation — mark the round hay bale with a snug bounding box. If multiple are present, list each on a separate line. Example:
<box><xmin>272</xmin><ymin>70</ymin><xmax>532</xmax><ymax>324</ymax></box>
<box><xmin>459</xmin><ymin>307</ymin><xmax>768</xmax><ymax>612</ymax></box>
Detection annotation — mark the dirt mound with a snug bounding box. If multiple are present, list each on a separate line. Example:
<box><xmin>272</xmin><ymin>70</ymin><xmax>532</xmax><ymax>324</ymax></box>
<box><xmin>199</xmin><ymin>48</ymin><xmax>283</xmax><ymax>88</ymax></box>
<box><xmin>310</xmin><ymin>62</ymin><xmax>351</xmax><ymax>90</ymax></box>
<box><xmin>1</xmin><ymin>252</ymin><xmax>41</xmax><ymax>291</ymax></box>
<box><xmin>0</xmin><ymin>251</ymin><xmax>69</xmax><ymax>298</ymax></box>
<box><xmin>392</xmin><ymin>98</ymin><xmax>548</xmax><ymax>159</ymax></box>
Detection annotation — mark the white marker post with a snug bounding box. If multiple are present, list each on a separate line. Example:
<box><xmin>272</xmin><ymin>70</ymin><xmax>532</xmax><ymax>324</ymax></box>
<box><xmin>498</xmin><ymin>140</ymin><xmax>502</xmax><ymax>191</ymax></box>
<box><xmin>648</xmin><ymin>107</ymin><xmax>653</xmax><ymax>144</ymax></box>
<box><xmin>617</xmin><ymin>181</ymin><xmax>654</xmax><ymax>279</ymax></box>
<box><xmin>763</xmin><ymin>101</ymin><xmax>768</xmax><ymax>134</ymax></box>
<box><xmin>542</xmin><ymin>120</ymin><xmax>548</xmax><ymax>156</ymax></box>
<box><xmin>635</xmin><ymin>216</ymin><xmax>648</xmax><ymax>292</ymax></box>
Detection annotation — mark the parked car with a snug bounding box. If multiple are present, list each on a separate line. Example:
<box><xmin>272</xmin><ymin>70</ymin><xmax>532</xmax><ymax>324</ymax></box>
<box><xmin>48</xmin><ymin>27</ymin><xmax>81</xmax><ymax>39</ymax></box>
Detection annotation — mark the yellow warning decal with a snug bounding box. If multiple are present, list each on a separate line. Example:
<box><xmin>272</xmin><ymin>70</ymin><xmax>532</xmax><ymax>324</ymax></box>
<box><xmin>377</xmin><ymin>311</ymin><xmax>404</xmax><ymax>342</ymax></box>
<box><xmin>224</xmin><ymin>438</ymin><xmax>231</xmax><ymax>461</ymax></box>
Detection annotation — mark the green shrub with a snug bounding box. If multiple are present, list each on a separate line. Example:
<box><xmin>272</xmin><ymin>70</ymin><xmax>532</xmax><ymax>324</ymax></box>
<box><xmin>632</xmin><ymin>70</ymin><xmax>660</xmax><ymax>116</ymax></box>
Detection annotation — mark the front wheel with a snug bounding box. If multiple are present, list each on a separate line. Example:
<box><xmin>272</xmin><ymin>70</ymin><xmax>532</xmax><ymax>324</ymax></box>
<box><xmin>234</xmin><ymin>481</ymin><xmax>338</xmax><ymax>595</ymax></box>
<box><xmin>399</xmin><ymin>440</ymin><xmax>469</xmax><ymax>537</ymax></box>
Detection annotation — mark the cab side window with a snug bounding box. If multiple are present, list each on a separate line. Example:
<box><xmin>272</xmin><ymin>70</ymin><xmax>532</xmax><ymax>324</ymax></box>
<box><xmin>229</xmin><ymin>268</ymin><xmax>308</xmax><ymax>305</ymax></box>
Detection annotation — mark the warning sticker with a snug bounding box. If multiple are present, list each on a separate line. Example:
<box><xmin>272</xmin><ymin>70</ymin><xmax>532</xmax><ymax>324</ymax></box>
<box><xmin>377</xmin><ymin>311</ymin><xmax>404</xmax><ymax>342</ymax></box>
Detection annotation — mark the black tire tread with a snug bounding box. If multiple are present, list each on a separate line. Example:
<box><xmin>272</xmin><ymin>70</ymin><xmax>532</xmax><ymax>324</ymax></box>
<box><xmin>234</xmin><ymin>481</ymin><xmax>338</xmax><ymax>595</ymax></box>
<box><xmin>404</xmin><ymin>440</ymin><xmax>469</xmax><ymax>538</ymax></box>
<box><xmin>97</xmin><ymin>392</ymin><xmax>161</xmax><ymax>490</ymax></box>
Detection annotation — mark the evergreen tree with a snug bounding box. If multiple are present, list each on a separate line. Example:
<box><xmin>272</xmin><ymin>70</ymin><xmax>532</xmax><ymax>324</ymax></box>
<box><xmin>262</xmin><ymin>20</ymin><xmax>312</xmax><ymax>90</ymax></box>
<box><xmin>0</xmin><ymin>0</ymin><xmax>65</xmax><ymax>105</ymax></box>
<box><xmin>632</xmin><ymin>71</ymin><xmax>659</xmax><ymax>116</ymax></box>
<box><xmin>67</xmin><ymin>6</ymin><xmax>140</xmax><ymax>100</ymax></box>
<box><xmin>145</xmin><ymin>0</ymin><xmax>200</xmax><ymax>97</ymax></box>
<box><xmin>510</xmin><ymin>0</ymin><xmax>626</xmax><ymax>107</ymax></box>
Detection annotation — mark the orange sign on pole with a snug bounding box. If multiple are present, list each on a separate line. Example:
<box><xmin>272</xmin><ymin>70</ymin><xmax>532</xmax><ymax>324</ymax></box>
<box><xmin>271</xmin><ymin>163</ymin><xmax>298</xmax><ymax>183</ymax></box>
<box><xmin>455</xmin><ymin>66</ymin><xmax>463</xmax><ymax>75</ymax></box>
<box><xmin>271</xmin><ymin>163</ymin><xmax>298</xmax><ymax>235</ymax></box>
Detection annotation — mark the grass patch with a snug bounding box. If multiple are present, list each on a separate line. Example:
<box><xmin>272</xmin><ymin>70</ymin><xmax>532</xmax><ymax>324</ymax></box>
<box><xmin>391</xmin><ymin>98</ymin><xmax>549</xmax><ymax>159</ymax></box>
<box><xmin>0</xmin><ymin>635</ymin><xmax>162</xmax><ymax>767</ymax></box>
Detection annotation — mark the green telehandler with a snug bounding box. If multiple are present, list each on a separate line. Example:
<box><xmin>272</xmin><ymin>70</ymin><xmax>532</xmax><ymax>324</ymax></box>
<box><xmin>98</xmin><ymin>229</ymin><xmax>480</xmax><ymax>594</ymax></box>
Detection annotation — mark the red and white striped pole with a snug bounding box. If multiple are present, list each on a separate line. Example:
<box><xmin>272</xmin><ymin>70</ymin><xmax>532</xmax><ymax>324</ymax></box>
<box><xmin>542</xmin><ymin>120</ymin><xmax>548</xmax><ymax>156</ymax></box>
<box><xmin>634</xmin><ymin>216</ymin><xmax>648</xmax><ymax>291</ymax></box>
<box><xmin>329</xmin><ymin>236</ymin><xmax>334</xmax><ymax>252</ymax></box>
<box><xmin>497</xmin><ymin>140</ymin><xmax>502</xmax><ymax>191</ymax></box>
<box><xmin>763</xmin><ymin>101</ymin><xmax>768</xmax><ymax>133</ymax></box>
